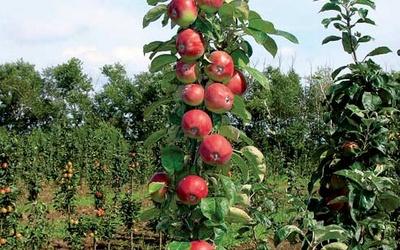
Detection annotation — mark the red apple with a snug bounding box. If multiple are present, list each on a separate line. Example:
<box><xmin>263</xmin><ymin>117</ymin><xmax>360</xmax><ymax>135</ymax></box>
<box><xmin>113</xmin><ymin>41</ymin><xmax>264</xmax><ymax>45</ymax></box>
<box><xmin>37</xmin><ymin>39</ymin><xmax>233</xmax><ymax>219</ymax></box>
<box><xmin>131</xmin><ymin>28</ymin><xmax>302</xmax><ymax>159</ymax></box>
<box><xmin>149</xmin><ymin>172</ymin><xmax>170</xmax><ymax>203</ymax></box>
<box><xmin>177</xmin><ymin>175</ymin><xmax>208</xmax><ymax>205</ymax></box>
<box><xmin>181</xmin><ymin>84</ymin><xmax>205</xmax><ymax>106</ymax></box>
<box><xmin>1</xmin><ymin>162</ymin><xmax>8</xmax><ymax>169</ymax></box>
<box><xmin>95</xmin><ymin>191</ymin><xmax>103</xmax><ymax>199</ymax></box>
<box><xmin>341</xmin><ymin>141</ymin><xmax>359</xmax><ymax>157</ymax></box>
<box><xmin>204</xmin><ymin>83</ymin><xmax>234</xmax><ymax>114</ymax></box>
<box><xmin>168</xmin><ymin>0</ymin><xmax>198</xmax><ymax>28</ymax></box>
<box><xmin>191</xmin><ymin>240</ymin><xmax>215</xmax><ymax>250</ymax></box>
<box><xmin>199</xmin><ymin>134</ymin><xmax>233</xmax><ymax>166</ymax></box>
<box><xmin>205</xmin><ymin>51</ymin><xmax>234</xmax><ymax>83</ymax></box>
<box><xmin>181</xmin><ymin>110</ymin><xmax>213</xmax><ymax>139</ymax></box>
<box><xmin>176</xmin><ymin>60</ymin><xmax>199</xmax><ymax>83</ymax></box>
<box><xmin>226</xmin><ymin>70</ymin><xmax>247</xmax><ymax>95</ymax></box>
<box><xmin>176</xmin><ymin>29</ymin><xmax>205</xmax><ymax>62</ymax></box>
<box><xmin>197</xmin><ymin>0</ymin><xmax>224</xmax><ymax>14</ymax></box>
<box><xmin>325</xmin><ymin>187</ymin><xmax>349</xmax><ymax>212</ymax></box>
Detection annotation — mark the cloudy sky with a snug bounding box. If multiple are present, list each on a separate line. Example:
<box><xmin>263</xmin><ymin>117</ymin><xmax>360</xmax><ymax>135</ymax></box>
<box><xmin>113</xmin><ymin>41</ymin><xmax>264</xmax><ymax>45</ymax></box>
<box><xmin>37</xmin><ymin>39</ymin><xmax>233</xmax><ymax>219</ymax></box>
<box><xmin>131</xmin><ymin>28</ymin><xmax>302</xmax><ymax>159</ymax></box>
<box><xmin>0</xmin><ymin>0</ymin><xmax>398</xmax><ymax>89</ymax></box>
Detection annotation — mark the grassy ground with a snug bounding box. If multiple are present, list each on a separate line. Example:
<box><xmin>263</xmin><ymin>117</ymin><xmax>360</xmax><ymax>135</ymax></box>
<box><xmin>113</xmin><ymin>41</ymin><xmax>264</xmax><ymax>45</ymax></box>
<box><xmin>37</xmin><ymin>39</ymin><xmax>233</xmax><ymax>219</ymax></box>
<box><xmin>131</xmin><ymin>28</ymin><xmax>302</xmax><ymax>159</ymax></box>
<box><xmin>10</xmin><ymin>174</ymin><xmax>307</xmax><ymax>249</ymax></box>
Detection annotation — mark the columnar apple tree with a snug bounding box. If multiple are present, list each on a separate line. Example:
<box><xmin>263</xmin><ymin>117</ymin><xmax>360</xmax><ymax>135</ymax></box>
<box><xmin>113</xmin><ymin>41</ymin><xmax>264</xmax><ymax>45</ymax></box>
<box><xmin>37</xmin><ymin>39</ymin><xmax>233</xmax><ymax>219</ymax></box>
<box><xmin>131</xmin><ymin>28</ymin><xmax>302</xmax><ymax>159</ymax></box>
<box><xmin>276</xmin><ymin>0</ymin><xmax>400</xmax><ymax>248</ymax></box>
<box><xmin>143</xmin><ymin>0</ymin><xmax>297</xmax><ymax>248</ymax></box>
<box><xmin>0</xmin><ymin>130</ymin><xmax>20</xmax><ymax>249</ymax></box>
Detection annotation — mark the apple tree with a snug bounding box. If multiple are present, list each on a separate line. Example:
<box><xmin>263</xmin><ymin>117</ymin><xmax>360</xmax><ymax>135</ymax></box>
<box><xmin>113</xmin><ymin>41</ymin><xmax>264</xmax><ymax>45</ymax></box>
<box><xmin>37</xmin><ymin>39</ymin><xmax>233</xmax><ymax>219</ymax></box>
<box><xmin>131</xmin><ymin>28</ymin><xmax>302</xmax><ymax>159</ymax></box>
<box><xmin>142</xmin><ymin>0</ymin><xmax>297</xmax><ymax>248</ymax></box>
<box><xmin>276</xmin><ymin>0</ymin><xmax>400</xmax><ymax>248</ymax></box>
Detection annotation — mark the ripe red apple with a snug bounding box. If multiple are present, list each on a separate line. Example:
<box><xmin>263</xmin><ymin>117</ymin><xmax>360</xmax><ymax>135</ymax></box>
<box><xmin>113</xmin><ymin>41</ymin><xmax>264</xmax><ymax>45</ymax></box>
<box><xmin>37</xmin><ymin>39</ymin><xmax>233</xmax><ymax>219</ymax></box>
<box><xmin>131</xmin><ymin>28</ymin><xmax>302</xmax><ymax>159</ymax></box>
<box><xmin>1</xmin><ymin>162</ymin><xmax>8</xmax><ymax>169</ymax></box>
<box><xmin>204</xmin><ymin>83</ymin><xmax>234</xmax><ymax>114</ymax></box>
<box><xmin>176</xmin><ymin>29</ymin><xmax>205</xmax><ymax>62</ymax></box>
<box><xmin>149</xmin><ymin>172</ymin><xmax>170</xmax><ymax>203</ymax></box>
<box><xmin>226</xmin><ymin>70</ymin><xmax>247</xmax><ymax>95</ymax></box>
<box><xmin>176</xmin><ymin>60</ymin><xmax>199</xmax><ymax>84</ymax></box>
<box><xmin>341</xmin><ymin>141</ymin><xmax>359</xmax><ymax>157</ymax></box>
<box><xmin>168</xmin><ymin>0</ymin><xmax>198</xmax><ymax>28</ymax></box>
<box><xmin>176</xmin><ymin>175</ymin><xmax>208</xmax><ymax>205</ymax></box>
<box><xmin>205</xmin><ymin>51</ymin><xmax>234</xmax><ymax>83</ymax></box>
<box><xmin>197</xmin><ymin>0</ymin><xmax>224</xmax><ymax>14</ymax></box>
<box><xmin>95</xmin><ymin>191</ymin><xmax>103</xmax><ymax>199</ymax></box>
<box><xmin>181</xmin><ymin>84</ymin><xmax>204</xmax><ymax>106</ymax></box>
<box><xmin>199</xmin><ymin>134</ymin><xmax>233</xmax><ymax>166</ymax></box>
<box><xmin>181</xmin><ymin>110</ymin><xmax>213</xmax><ymax>139</ymax></box>
<box><xmin>191</xmin><ymin>240</ymin><xmax>215</xmax><ymax>250</ymax></box>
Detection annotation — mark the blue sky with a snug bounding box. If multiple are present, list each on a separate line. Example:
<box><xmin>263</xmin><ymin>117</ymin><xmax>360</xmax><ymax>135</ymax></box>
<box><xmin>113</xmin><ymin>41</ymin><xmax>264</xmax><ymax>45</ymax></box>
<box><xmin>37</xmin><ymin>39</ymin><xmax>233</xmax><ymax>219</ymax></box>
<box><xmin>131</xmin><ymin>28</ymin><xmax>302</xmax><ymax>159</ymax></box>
<box><xmin>0</xmin><ymin>0</ymin><xmax>398</xmax><ymax>89</ymax></box>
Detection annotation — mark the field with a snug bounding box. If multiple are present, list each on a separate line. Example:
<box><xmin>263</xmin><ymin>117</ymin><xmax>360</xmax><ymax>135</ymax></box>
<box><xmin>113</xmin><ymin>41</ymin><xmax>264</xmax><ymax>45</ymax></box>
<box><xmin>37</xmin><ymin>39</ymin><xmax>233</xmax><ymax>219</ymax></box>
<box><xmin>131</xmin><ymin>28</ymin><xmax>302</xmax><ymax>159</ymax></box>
<box><xmin>9</xmin><ymin>176</ymin><xmax>306</xmax><ymax>249</ymax></box>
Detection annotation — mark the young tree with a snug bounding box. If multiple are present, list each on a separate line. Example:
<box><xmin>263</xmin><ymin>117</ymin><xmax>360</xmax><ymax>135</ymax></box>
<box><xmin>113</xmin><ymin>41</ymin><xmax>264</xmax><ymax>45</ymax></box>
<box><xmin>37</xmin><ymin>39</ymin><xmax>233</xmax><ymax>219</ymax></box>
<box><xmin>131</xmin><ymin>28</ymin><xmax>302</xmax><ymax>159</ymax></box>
<box><xmin>276</xmin><ymin>0</ymin><xmax>400</xmax><ymax>248</ymax></box>
<box><xmin>142</xmin><ymin>0</ymin><xmax>297</xmax><ymax>248</ymax></box>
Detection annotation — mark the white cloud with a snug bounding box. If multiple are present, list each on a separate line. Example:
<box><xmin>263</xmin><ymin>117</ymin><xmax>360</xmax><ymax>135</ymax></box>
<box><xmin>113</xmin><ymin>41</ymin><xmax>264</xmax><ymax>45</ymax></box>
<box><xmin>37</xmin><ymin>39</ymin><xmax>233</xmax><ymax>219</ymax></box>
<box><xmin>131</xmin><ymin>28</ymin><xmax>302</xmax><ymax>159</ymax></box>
<box><xmin>62</xmin><ymin>46</ymin><xmax>109</xmax><ymax>65</ymax></box>
<box><xmin>0</xmin><ymin>0</ymin><xmax>398</xmax><ymax>85</ymax></box>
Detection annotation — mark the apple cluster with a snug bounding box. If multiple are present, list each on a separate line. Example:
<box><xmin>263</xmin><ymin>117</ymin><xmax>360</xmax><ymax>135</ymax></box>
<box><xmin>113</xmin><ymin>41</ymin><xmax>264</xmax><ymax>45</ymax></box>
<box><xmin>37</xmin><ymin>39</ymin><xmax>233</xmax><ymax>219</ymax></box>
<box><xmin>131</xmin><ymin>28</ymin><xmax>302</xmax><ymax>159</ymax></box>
<box><xmin>148</xmin><ymin>0</ymin><xmax>249</xmax><ymax>248</ymax></box>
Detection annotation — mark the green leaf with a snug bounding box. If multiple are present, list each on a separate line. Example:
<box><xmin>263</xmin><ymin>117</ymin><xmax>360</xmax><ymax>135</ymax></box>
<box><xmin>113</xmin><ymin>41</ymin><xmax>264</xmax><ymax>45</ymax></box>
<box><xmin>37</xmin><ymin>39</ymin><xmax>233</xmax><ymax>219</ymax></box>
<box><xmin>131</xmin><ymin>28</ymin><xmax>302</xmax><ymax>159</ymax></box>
<box><xmin>378</xmin><ymin>191</ymin><xmax>400</xmax><ymax>212</ymax></box>
<box><xmin>167</xmin><ymin>242</ymin><xmax>191</xmax><ymax>250</ymax></box>
<box><xmin>358</xmin><ymin>35</ymin><xmax>372</xmax><ymax>43</ymax></box>
<box><xmin>148</xmin><ymin>182</ymin><xmax>165</xmax><ymax>194</ymax></box>
<box><xmin>148</xmin><ymin>38</ymin><xmax>176</xmax><ymax>60</ymax></box>
<box><xmin>241</xmin><ymin>147</ymin><xmax>264</xmax><ymax>181</ymax></box>
<box><xmin>320</xmin><ymin>3</ymin><xmax>342</xmax><ymax>12</ymax></box>
<box><xmin>143</xmin><ymin>4</ymin><xmax>167</xmax><ymax>28</ymax></box>
<box><xmin>275</xmin><ymin>225</ymin><xmax>303</xmax><ymax>243</ymax></box>
<box><xmin>321</xmin><ymin>15</ymin><xmax>342</xmax><ymax>28</ymax></box>
<box><xmin>219</xmin><ymin>3</ymin><xmax>235</xmax><ymax>23</ymax></box>
<box><xmin>231</xmin><ymin>153</ymin><xmax>249</xmax><ymax>181</ymax></box>
<box><xmin>322</xmin><ymin>35</ymin><xmax>341</xmax><ymax>45</ymax></box>
<box><xmin>362</xmin><ymin>92</ymin><xmax>382</xmax><ymax>111</ymax></box>
<box><xmin>219</xmin><ymin>175</ymin><xmax>237</xmax><ymax>205</ymax></box>
<box><xmin>219</xmin><ymin>125</ymin><xmax>240</xmax><ymax>142</ymax></box>
<box><xmin>161</xmin><ymin>145</ymin><xmax>184</xmax><ymax>174</ymax></box>
<box><xmin>147</xmin><ymin>0</ymin><xmax>168</xmax><ymax>6</ymax></box>
<box><xmin>225</xmin><ymin>207</ymin><xmax>252</xmax><ymax>224</ymax></box>
<box><xmin>314</xmin><ymin>225</ymin><xmax>350</xmax><ymax>243</ymax></box>
<box><xmin>365</xmin><ymin>46</ymin><xmax>392</xmax><ymax>58</ymax></box>
<box><xmin>150</xmin><ymin>54</ymin><xmax>177</xmax><ymax>73</ymax></box>
<box><xmin>240</xmin><ymin>40</ymin><xmax>253</xmax><ymax>57</ymax></box>
<box><xmin>341</xmin><ymin>32</ymin><xmax>356</xmax><ymax>54</ymax></box>
<box><xmin>144</xmin><ymin>128</ymin><xmax>168</xmax><ymax>148</ymax></box>
<box><xmin>232</xmin><ymin>0</ymin><xmax>250</xmax><ymax>20</ymax></box>
<box><xmin>217</xmin><ymin>125</ymin><xmax>253</xmax><ymax>145</ymax></box>
<box><xmin>332</xmin><ymin>65</ymin><xmax>347</xmax><ymax>79</ymax></box>
<box><xmin>321</xmin><ymin>242</ymin><xmax>349</xmax><ymax>250</ymax></box>
<box><xmin>335</xmin><ymin>169</ymin><xmax>365</xmax><ymax>189</ymax></box>
<box><xmin>143</xmin><ymin>41</ymin><xmax>163</xmax><ymax>54</ymax></box>
<box><xmin>231</xmin><ymin>49</ymin><xmax>250</xmax><ymax>67</ymax></box>
<box><xmin>248</xmin><ymin>18</ymin><xmax>276</xmax><ymax>34</ymax></box>
<box><xmin>245</xmin><ymin>28</ymin><xmax>278</xmax><ymax>57</ymax></box>
<box><xmin>274</xmin><ymin>30</ymin><xmax>299</xmax><ymax>44</ymax></box>
<box><xmin>231</xmin><ymin>95</ymin><xmax>252</xmax><ymax>123</ymax></box>
<box><xmin>200</xmin><ymin>197</ymin><xmax>230</xmax><ymax>222</ymax></box>
<box><xmin>346</xmin><ymin>104</ymin><xmax>365</xmax><ymax>118</ymax></box>
<box><xmin>359</xmin><ymin>191</ymin><xmax>375</xmax><ymax>211</ymax></box>
<box><xmin>354</xmin><ymin>0</ymin><xmax>376</xmax><ymax>9</ymax></box>
<box><xmin>241</xmin><ymin>65</ymin><xmax>270</xmax><ymax>91</ymax></box>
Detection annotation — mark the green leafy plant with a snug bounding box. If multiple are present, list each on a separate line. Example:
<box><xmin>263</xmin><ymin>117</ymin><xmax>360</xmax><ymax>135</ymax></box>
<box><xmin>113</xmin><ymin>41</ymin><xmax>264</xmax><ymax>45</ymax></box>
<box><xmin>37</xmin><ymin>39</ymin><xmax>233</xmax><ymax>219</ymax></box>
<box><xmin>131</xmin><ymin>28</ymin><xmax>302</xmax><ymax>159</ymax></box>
<box><xmin>276</xmin><ymin>0</ymin><xmax>400</xmax><ymax>248</ymax></box>
<box><xmin>0</xmin><ymin>129</ymin><xmax>21</xmax><ymax>250</ymax></box>
<box><xmin>53</xmin><ymin>161</ymin><xmax>82</xmax><ymax>248</ymax></box>
<box><xmin>142</xmin><ymin>0</ymin><xmax>297</xmax><ymax>248</ymax></box>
